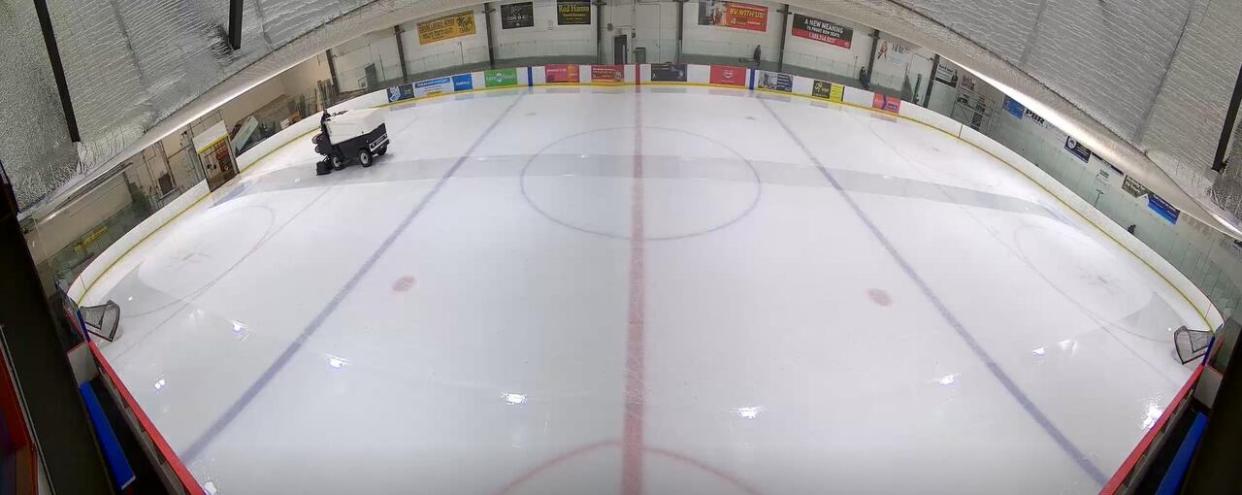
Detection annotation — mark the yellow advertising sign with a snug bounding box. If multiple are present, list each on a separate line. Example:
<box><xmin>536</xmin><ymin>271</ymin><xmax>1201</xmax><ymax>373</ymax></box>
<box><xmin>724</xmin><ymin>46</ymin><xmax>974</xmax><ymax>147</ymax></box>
<box><xmin>418</xmin><ymin>11</ymin><xmax>477</xmax><ymax>45</ymax></box>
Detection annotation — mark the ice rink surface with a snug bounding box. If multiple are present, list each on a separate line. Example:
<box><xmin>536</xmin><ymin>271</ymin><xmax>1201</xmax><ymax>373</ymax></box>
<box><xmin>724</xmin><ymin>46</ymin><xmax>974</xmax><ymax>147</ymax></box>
<box><xmin>81</xmin><ymin>86</ymin><xmax>1208</xmax><ymax>494</ymax></box>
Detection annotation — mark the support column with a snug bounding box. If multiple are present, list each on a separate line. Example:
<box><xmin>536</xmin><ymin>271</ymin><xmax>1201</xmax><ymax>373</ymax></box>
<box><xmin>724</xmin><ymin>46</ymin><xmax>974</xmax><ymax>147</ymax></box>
<box><xmin>483</xmin><ymin>3</ymin><xmax>497</xmax><ymax>69</ymax></box>
<box><xmin>595</xmin><ymin>0</ymin><xmax>606</xmax><ymax>63</ymax></box>
<box><xmin>228</xmin><ymin>0</ymin><xmax>244</xmax><ymax>49</ymax></box>
<box><xmin>326</xmin><ymin>49</ymin><xmax>340</xmax><ymax>95</ymax></box>
<box><xmin>1212</xmin><ymin>63</ymin><xmax>1242</xmax><ymax>172</ymax></box>
<box><xmin>32</xmin><ymin>0</ymin><xmax>79</xmax><ymax>142</ymax></box>
<box><xmin>394</xmin><ymin>25</ymin><xmax>410</xmax><ymax>82</ymax></box>
<box><xmin>864</xmin><ymin>28</ymin><xmax>880</xmax><ymax>88</ymax></box>
<box><xmin>923</xmin><ymin>54</ymin><xmax>941</xmax><ymax>108</ymax></box>
<box><xmin>675</xmin><ymin>0</ymin><xmax>685</xmax><ymax>63</ymax></box>
<box><xmin>776</xmin><ymin>4</ymin><xmax>789</xmax><ymax>73</ymax></box>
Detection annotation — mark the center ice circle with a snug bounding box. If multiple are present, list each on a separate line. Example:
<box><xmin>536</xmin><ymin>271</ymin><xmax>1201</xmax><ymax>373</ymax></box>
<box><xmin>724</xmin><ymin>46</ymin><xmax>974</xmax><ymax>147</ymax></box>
<box><xmin>520</xmin><ymin>127</ymin><xmax>761</xmax><ymax>240</ymax></box>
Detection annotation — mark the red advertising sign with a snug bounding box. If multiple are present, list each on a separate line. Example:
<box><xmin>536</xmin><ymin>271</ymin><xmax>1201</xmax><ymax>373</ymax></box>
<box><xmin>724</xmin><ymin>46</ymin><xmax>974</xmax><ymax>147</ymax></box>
<box><xmin>709</xmin><ymin>65</ymin><xmax>747</xmax><ymax>86</ymax></box>
<box><xmin>872</xmin><ymin>93</ymin><xmax>901</xmax><ymax>113</ymax></box>
<box><xmin>591</xmin><ymin>65</ymin><xmax>624</xmax><ymax>83</ymax></box>
<box><xmin>698</xmin><ymin>1</ymin><xmax>768</xmax><ymax>32</ymax></box>
<box><xmin>791</xmin><ymin>14</ymin><xmax>853</xmax><ymax>48</ymax></box>
<box><xmin>545</xmin><ymin>64</ymin><xmax>580</xmax><ymax>83</ymax></box>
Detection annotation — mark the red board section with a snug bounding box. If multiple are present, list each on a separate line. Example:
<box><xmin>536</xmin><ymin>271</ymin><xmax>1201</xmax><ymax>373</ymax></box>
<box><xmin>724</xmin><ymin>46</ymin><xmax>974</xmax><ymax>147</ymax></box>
<box><xmin>872</xmin><ymin>93</ymin><xmax>901</xmax><ymax>113</ymax></box>
<box><xmin>709</xmin><ymin>65</ymin><xmax>747</xmax><ymax>87</ymax></box>
<box><xmin>0</xmin><ymin>341</ymin><xmax>35</xmax><ymax>493</ymax></box>
<box><xmin>591</xmin><ymin>65</ymin><xmax>624</xmax><ymax>83</ymax></box>
<box><xmin>1101</xmin><ymin>364</ymin><xmax>1204</xmax><ymax>494</ymax></box>
<box><xmin>90</xmin><ymin>343</ymin><xmax>206</xmax><ymax>495</ymax></box>
<box><xmin>545</xmin><ymin>64</ymin><xmax>580</xmax><ymax>83</ymax></box>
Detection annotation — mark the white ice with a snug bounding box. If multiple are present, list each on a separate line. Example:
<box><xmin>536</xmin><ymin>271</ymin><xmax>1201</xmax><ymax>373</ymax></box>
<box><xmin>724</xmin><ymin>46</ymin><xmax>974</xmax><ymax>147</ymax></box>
<box><xmin>80</xmin><ymin>86</ymin><xmax>1206</xmax><ymax>494</ymax></box>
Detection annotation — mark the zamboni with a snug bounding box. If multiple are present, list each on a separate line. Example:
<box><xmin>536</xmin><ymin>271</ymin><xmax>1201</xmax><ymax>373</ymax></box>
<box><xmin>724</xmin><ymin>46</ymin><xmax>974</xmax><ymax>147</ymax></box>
<box><xmin>315</xmin><ymin>108</ymin><xmax>390</xmax><ymax>175</ymax></box>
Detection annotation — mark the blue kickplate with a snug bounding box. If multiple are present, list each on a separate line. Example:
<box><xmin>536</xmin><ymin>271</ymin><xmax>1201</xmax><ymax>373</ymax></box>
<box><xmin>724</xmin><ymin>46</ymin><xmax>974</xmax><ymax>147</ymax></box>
<box><xmin>81</xmin><ymin>383</ymin><xmax>136</xmax><ymax>491</ymax></box>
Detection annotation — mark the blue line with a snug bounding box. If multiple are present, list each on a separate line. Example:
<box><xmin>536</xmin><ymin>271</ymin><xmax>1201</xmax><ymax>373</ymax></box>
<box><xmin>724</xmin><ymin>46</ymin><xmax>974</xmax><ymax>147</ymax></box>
<box><xmin>527</xmin><ymin>66</ymin><xmax>534</xmax><ymax>87</ymax></box>
<box><xmin>758</xmin><ymin>97</ymin><xmax>1108</xmax><ymax>485</ymax></box>
<box><xmin>181</xmin><ymin>91</ymin><xmax>528</xmax><ymax>463</ymax></box>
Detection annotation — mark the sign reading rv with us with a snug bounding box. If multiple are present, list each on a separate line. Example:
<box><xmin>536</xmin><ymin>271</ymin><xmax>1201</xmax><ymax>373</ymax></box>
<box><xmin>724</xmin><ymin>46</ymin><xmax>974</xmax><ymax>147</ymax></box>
<box><xmin>698</xmin><ymin>1</ymin><xmax>768</xmax><ymax>31</ymax></box>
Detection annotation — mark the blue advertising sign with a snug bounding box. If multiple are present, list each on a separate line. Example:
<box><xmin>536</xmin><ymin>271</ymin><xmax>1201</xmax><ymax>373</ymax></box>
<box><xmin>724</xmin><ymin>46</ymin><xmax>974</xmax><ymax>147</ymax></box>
<box><xmin>453</xmin><ymin>74</ymin><xmax>474</xmax><ymax>92</ymax></box>
<box><xmin>1065</xmin><ymin>136</ymin><xmax>1091</xmax><ymax>163</ymax></box>
<box><xmin>1003</xmin><ymin>96</ymin><xmax>1025</xmax><ymax>119</ymax></box>
<box><xmin>414</xmin><ymin>77</ymin><xmax>454</xmax><ymax>97</ymax></box>
<box><xmin>1147</xmin><ymin>193</ymin><xmax>1181</xmax><ymax>224</ymax></box>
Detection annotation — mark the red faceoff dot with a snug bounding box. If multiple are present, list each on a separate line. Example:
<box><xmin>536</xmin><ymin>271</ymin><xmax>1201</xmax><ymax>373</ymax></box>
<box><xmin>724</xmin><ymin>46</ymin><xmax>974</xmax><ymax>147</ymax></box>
<box><xmin>392</xmin><ymin>276</ymin><xmax>416</xmax><ymax>292</ymax></box>
<box><xmin>867</xmin><ymin>288</ymin><xmax>892</xmax><ymax>306</ymax></box>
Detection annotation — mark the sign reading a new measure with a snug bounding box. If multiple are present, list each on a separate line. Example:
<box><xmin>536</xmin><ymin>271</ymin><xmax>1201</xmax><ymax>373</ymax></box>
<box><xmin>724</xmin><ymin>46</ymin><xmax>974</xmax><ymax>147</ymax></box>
<box><xmin>791</xmin><ymin>14</ymin><xmax>852</xmax><ymax>48</ymax></box>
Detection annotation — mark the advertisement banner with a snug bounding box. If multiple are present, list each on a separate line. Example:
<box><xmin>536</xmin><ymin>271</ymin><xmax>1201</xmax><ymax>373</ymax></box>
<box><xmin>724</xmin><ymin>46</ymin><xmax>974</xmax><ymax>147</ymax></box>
<box><xmin>1065</xmin><ymin>136</ymin><xmax>1091</xmax><ymax>163</ymax></box>
<box><xmin>500</xmin><ymin>2</ymin><xmax>535</xmax><ymax>29</ymax></box>
<box><xmin>1003</xmin><ymin>96</ymin><xmax>1025</xmax><ymax>119</ymax></box>
<box><xmin>414</xmin><ymin>77</ymin><xmax>454</xmax><ymax>97</ymax></box>
<box><xmin>452</xmin><ymin>74</ymin><xmax>474</xmax><ymax>92</ymax></box>
<box><xmin>934</xmin><ymin>64</ymin><xmax>958</xmax><ymax>86</ymax></box>
<box><xmin>874</xmin><ymin>37</ymin><xmax>912</xmax><ymax>65</ymax></box>
<box><xmin>872</xmin><ymin>93</ymin><xmax>901</xmax><ymax>113</ymax></box>
<box><xmin>1122</xmin><ymin>175</ymin><xmax>1148</xmax><ymax>198</ymax></box>
<box><xmin>557</xmin><ymin>0</ymin><xmax>591</xmax><ymax>25</ymax></box>
<box><xmin>756</xmin><ymin>71</ymin><xmax>792</xmax><ymax>92</ymax></box>
<box><xmin>1148</xmin><ymin>193</ymin><xmax>1181</xmax><ymax>224</ymax></box>
<box><xmin>591</xmin><ymin>65</ymin><xmax>625</xmax><ymax>83</ymax></box>
<box><xmin>485</xmin><ymin>68</ymin><xmax>519</xmax><ymax>87</ymax></box>
<box><xmin>811</xmin><ymin>80</ymin><xmax>842</xmax><ymax>102</ymax></box>
<box><xmin>650</xmin><ymin>63</ymin><xmax>688</xmax><ymax>82</ymax></box>
<box><xmin>193</xmin><ymin>123</ymin><xmax>238</xmax><ymax>191</ymax></box>
<box><xmin>545</xmin><ymin>64</ymin><xmax>580</xmax><ymax>83</ymax></box>
<box><xmin>1024</xmin><ymin>109</ymin><xmax>1048</xmax><ymax>128</ymax></box>
<box><xmin>790</xmin><ymin>14</ymin><xmax>852</xmax><ymax>48</ymax></box>
<box><xmin>387</xmin><ymin>83</ymin><xmax>415</xmax><ymax>102</ymax></box>
<box><xmin>418</xmin><ymin>11</ymin><xmax>477</xmax><ymax>44</ymax></box>
<box><xmin>698</xmin><ymin>1</ymin><xmax>768</xmax><ymax>32</ymax></box>
<box><xmin>710</xmin><ymin>65</ymin><xmax>747</xmax><ymax>86</ymax></box>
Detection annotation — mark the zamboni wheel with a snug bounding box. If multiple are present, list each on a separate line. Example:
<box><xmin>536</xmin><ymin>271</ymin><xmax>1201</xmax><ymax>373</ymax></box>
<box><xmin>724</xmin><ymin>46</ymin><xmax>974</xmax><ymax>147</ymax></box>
<box><xmin>332</xmin><ymin>156</ymin><xmax>345</xmax><ymax>170</ymax></box>
<box><xmin>360</xmin><ymin>149</ymin><xmax>374</xmax><ymax>168</ymax></box>
<box><xmin>376</xmin><ymin>145</ymin><xmax>388</xmax><ymax>156</ymax></box>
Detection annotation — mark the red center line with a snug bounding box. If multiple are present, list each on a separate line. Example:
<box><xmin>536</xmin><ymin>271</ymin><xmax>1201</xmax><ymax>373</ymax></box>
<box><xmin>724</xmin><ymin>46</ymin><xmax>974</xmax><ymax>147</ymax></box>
<box><xmin>621</xmin><ymin>87</ymin><xmax>647</xmax><ymax>495</ymax></box>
